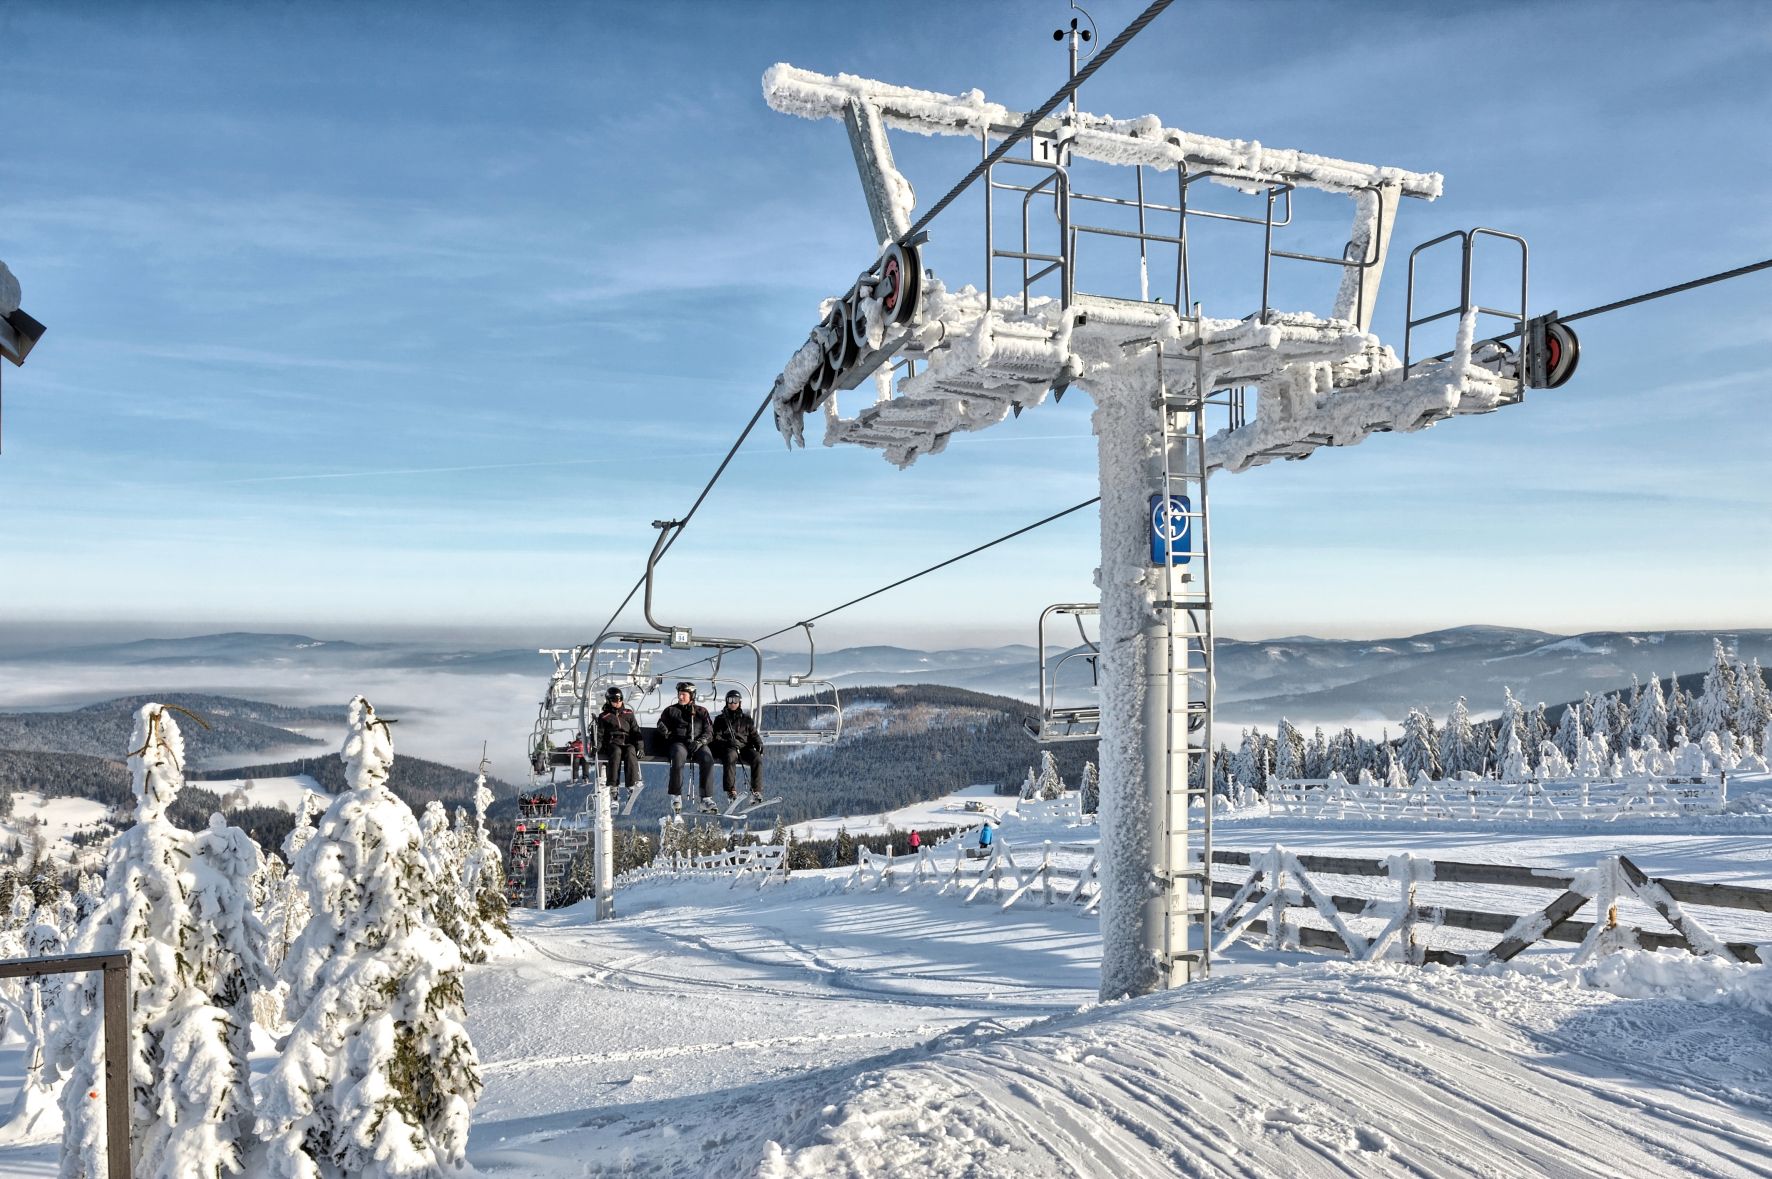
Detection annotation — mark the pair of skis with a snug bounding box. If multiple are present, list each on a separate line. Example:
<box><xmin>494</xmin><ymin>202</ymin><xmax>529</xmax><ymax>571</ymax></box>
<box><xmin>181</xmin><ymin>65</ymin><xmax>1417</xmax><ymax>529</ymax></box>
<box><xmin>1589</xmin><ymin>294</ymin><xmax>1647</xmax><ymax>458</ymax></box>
<box><xmin>662</xmin><ymin>794</ymin><xmax>779</xmax><ymax>821</ymax></box>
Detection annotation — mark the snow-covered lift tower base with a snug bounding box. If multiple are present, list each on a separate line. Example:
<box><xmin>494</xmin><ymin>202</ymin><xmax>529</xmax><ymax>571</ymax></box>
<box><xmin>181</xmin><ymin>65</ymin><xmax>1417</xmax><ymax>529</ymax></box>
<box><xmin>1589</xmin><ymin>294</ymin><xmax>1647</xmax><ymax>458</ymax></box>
<box><xmin>764</xmin><ymin>12</ymin><xmax>1566</xmax><ymax>1000</ymax></box>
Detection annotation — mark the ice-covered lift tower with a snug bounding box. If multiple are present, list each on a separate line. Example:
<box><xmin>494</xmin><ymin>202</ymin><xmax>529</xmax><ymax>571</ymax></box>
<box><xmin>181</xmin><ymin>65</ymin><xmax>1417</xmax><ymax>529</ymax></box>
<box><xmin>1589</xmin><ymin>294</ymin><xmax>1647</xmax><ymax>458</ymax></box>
<box><xmin>763</xmin><ymin>17</ymin><xmax>1573</xmax><ymax>1000</ymax></box>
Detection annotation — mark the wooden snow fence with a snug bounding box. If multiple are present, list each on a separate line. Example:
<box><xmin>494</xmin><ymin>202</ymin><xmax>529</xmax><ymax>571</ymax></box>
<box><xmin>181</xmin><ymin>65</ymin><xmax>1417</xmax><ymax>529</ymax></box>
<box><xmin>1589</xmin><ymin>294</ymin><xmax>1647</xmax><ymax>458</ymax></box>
<box><xmin>1211</xmin><ymin>847</ymin><xmax>1769</xmax><ymax>967</ymax></box>
<box><xmin>1266</xmin><ymin>774</ymin><xmax>1727</xmax><ymax>822</ymax></box>
<box><xmin>851</xmin><ymin>839</ymin><xmax>1101</xmax><ymax>914</ymax></box>
<box><xmin>652</xmin><ymin>843</ymin><xmax>788</xmax><ymax>888</ymax></box>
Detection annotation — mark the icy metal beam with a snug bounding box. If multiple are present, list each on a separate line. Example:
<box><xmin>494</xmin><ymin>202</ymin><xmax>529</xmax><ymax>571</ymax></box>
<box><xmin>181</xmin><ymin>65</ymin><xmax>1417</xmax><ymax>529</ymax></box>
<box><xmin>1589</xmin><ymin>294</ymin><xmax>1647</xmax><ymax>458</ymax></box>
<box><xmin>765</xmin><ymin>64</ymin><xmax>1442</xmax><ymax>200</ymax></box>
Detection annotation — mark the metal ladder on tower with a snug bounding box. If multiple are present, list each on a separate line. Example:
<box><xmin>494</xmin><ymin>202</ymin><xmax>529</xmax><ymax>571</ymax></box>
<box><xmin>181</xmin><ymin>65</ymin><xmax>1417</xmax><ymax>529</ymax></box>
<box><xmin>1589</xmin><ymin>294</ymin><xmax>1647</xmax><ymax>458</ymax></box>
<box><xmin>1154</xmin><ymin>314</ymin><xmax>1216</xmax><ymax>986</ymax></box>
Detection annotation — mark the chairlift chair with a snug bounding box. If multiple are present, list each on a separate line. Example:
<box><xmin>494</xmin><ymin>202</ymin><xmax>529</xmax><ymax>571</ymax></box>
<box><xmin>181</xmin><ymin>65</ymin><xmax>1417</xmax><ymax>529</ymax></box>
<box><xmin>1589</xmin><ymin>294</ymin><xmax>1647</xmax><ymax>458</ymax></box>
<box><xmin>757</xmin><ymin>622</ymin><xmax>843</xmax><ymax>747</ymax></box>
<box><xmin>1027</xmin><ymin>602</ymin><xmax>1102</xmax><ymax>742</ymax></box>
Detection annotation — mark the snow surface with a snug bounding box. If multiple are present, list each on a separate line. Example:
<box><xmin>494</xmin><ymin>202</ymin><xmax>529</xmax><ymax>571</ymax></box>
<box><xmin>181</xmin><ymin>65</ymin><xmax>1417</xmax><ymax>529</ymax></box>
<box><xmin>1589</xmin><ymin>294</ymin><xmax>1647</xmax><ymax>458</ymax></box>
<box><xmin>0</xmin><ymin>795</ymin><xmax>111</xmax><ymax>862</ymax></box>
<box><xmin>789</xmin><ymin>782</ymin><xmax>1005</xmax><ymax>840</ymax></box>
<box><xmin>463</xmin><ymin>801</ymin><xmax>1768</xmax><ymax>1176</ymax></box>
<box><xmin>1</xmin><ymin>792</ymin><xmax>1768</xmax><ymax>1175</ymax></box>
<box><xmin>196</xmin><ymin>775</ymin><xmax>325</xmax><ymax>813</ymax></box>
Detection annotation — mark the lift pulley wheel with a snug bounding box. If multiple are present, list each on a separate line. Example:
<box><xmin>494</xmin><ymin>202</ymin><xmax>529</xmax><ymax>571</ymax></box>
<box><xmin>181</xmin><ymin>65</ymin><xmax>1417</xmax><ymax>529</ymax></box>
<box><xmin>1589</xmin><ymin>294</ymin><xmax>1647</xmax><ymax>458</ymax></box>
<box><xmin>1542</xmin><ymin>319</ymin><xmax>1579</xmax><ymax>389</ymax></box>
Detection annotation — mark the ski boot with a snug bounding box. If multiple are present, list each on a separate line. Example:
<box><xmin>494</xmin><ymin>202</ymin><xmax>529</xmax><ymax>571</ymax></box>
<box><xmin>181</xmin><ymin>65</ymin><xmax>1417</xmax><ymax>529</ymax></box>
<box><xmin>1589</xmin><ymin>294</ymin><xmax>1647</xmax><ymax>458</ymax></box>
<box><xmin>749</xmin><ymin>790</ymin><xmax>764</xmax><ymax>808</ymax></box>
<box><xmin>670</xmin><ymin>796</ymin><xmax>683</xmax><ymax>815</ymax></box>
<box><xmin>698</xmin><ymin>796</ymin><xmax>721</xmax><ymax>815</ymax></box>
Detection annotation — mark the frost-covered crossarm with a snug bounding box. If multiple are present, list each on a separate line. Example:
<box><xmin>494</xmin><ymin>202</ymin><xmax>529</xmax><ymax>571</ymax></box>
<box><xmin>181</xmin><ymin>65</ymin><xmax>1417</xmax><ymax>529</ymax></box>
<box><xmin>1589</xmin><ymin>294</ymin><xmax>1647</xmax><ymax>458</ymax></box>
<box><xmin>763</xmin><ymin>64</ymin><xmax>1443</xmax><ymax>199</ymax></box>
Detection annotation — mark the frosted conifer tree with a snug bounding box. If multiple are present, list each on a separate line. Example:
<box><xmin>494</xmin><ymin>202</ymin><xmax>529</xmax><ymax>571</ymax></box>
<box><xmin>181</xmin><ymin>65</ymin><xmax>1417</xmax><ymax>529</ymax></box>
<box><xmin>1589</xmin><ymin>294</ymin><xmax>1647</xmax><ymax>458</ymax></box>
<box><xmin>1079</xmin><ymin>762</ymin><xmax>1100</xmax><ymax>816</ymax></box>
<box><xmin>2</xmin><ymin>909</ymin><xmax>66</xmax><ymax>1142</ymax></box>
<box><xmin>1301</xmin><ymin>727</ymin><xmax>1327</xmax><ymax>779</ymax></box>
<box><xmin>1736</xmin><ymin>658</ymin><xmax>1771</xmax><ymax>743</ymax></box>
<box><xmin>1631</xmin><ymin>676</ymin><xmax>1669</xmax><ymax>753</ymax></box>
<box><xmin>1035</xmin><ymin>751</ymin><xmax>1064</xmax><ymax>800</ymax></box>
<box><xmin>1228</xmin><ymin>731</ymin><xmax>1259</xmax><ymax>797</ymax></box>
<box><xmin>1695</xmin><ymin>639</ymin><xmax>1740</xmax><ymax>740</ymax></box>
<box><xmin>1536</xmin><ymin>740</ymin><xmax>1571</xmax><ymax>779</ymax></box>
<box><xmin>1274</xmin><ymin>718</ymin><xmax>1305</xmax><ymax>780</ymax></box>
<box><xmin>1526</xmin><ymin>703</ymin><xmax>1551</xmax><ymax>762</ymax></box>
<box><xmin>58</xmin><ymin>704</ymin><xmax>268</xmax><ymax>1179</ymax></box>
<box><xmin>1438</xmin><ymin>699</ymin><xmax>1477</xmax><ymax>778</ymax></box>
<box><xmin>1553</xmin><ymin>703</ymin><xmax>1583</xmax><ymax>765</ymax></box>
<box><xmin>1574</xmin><ymin>728</ymin><xmax>1609</xmax><ymax>779</ymax></box>
<box><xmin>1672</xmin><ymin>732</ymin><xmax>1709</xmax><ymax>776</ymax></box>
<box><xmin>1381</xmin><ymin>742</ymin><xmax>1406</xmax><ymax>790</ymax></box>
<box><xmin>259</xmin><ymin>698</ymin><xmax>481</xmax><ymax>1179</ymax></box>
<box><xmin>1588</xmin><ymin>694</ymin><xmax>1616</xmax><ymax>757</ymax></box>
<box><xmin>458</xmin><ymin>769</ymin><xmax>509</xmax><ymax>961</ymax></box>
<box><xmin>1494</xmin><ymin>689</ymin><xmax>1529</xmax><ymax>783</ymax></box>
<box><xmin>419</xmin><ymin>802</ymin><xmax>468</xmax><ymax>952</ymax></box>
<box><xmin>1398</xmin><ymin>710</ymin><xmax>1440</xmax><ymax>782</ymax></box>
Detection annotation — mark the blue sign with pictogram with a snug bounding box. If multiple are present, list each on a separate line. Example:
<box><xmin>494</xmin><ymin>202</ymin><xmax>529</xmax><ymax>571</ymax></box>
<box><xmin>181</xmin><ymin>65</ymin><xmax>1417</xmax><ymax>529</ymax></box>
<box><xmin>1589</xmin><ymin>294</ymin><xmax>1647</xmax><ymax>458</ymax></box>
<box><xmin>1149</xmin><ymin>494</ymin><xmax>1191</xmax><ymax>565</ymax></box>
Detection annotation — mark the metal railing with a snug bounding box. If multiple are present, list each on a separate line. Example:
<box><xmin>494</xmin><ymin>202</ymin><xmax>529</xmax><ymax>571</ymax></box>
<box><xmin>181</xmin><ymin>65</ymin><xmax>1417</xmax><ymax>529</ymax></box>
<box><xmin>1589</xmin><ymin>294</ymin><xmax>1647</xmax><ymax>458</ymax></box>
<box><xmin>0</xmin><ymin>950</ymin><xmax>131</xmax><ymax>1178</ymax></box>
<box><xmin>983</xmin><ymin>137</ymin><xmax>1388</xmax><ymax>330</ymax></box>
<box><xmin>1403</xmin><ymin>226</ymin><xmax>1528</xmax><ymax>376</ymax></box>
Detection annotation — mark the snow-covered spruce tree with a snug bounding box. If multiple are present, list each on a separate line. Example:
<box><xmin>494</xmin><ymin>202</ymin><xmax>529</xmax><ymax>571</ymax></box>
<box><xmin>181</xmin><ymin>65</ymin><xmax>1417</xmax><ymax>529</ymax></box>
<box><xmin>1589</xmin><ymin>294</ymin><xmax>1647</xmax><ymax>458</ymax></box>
<box><xmin>1274</xmin><ymin>718</ymin><xmax>1305</xmax><ymax>780</ymax></box>
<box><xmin>1227</xmin><ymin>732</ymin><xmax>1258</xmax><ymax>798</ymax></box>
<box><xmin>1631</xmin><ymin>676</ymin><xmax>1669</xmax><ymax>753</ymax></box>
<box><xmin>1536</xmin><ymin>740</ymin><xmax>1571</xmax><ymax>780</ymax></box>
<box><xmin>457</xmin><ymin>771</ymin><xmax>509</xmax><ymax>961</ymax></box>
<box><xmin>1018</xmin><ymin>766</ymin><xmax>1039</xmax><ymax>801</ymax></box>
<box><xmin>1399</xmin><ymin>709</ymin><xmax>1440</xmax><ymax>783</ymax></box>
<box><xmin>1736</xmin><ymin>658</ymin><xmax>1772</xmax><ymax>746</ymax></box>
<box><xmin>58</xmin><ymin>703</ymin><xmax>269</xmax><ymax>1179</ymax></box>
<box><xmin>1526</xmin><ymin>703</ymin><xmax>1551</xmax><ymax>763</ymax></box>
<box><xmin>1303</xmin><ymin>727</ymin><xmax>1328</xmax><ymax>779</ymax></box>
<box><xmin>1574</xmin><ymin>727</ymin><xmax>1610</xmax><ymax>779</ymax></box>
<box><xmin>1494</xmin><ymin>689</ymin><xmax>1530</xmax><ymax>783</ymax></box>
<box><xmin>419</xmin><ymin>802</ymin><xmax>467</xmax><ymax>952</ymax></box>
<box><xmin>1553</xmin><ymin>702</ymin><xmax>1584</xmax><ymax>766</ymax></box>
<box><xmin>1438</xmin><ymin>698</ymin><xmax>1477</xmax><ymax>778</ymax></box>
<box><xmin>1079</xmin><ymin>762</ymin><xmax>1100</xmax><ymax>815</ymax></box>
<box><xmin>2</xmin><ymin>906</ymin><xmax>68</xmax><ymax>1142</ymax></box>
<box><xmin>1036</xmin><ymin>750</ymin><xmax>1064</xmax><ymax>800</ymax></box>
<box><xmin>259</xmin><ymin>697</ymin><xmax>480</xmax><ymax>1179</ymax></box>
<box><xmin>1696</xmin><ymin>638</ymin><xmax>1740</xmax><ymax>741</ymax></box>
<box><xmin>1382</xmin><ymin>743</ymin><xmax>1407</xmax><ymax>790</ymax></box>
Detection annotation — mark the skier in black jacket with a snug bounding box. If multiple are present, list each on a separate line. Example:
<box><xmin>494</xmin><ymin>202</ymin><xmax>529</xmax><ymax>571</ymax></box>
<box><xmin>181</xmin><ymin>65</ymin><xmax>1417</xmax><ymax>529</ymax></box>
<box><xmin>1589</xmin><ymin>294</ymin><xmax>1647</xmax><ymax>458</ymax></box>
<box><xmin>657</xmin><ymin>682</ymin><xmax>716</xmax><ymax>812</ymax></box>
<box><xmin>712</xmin><ymin>689</ymin><xmax>764</xmax><ymax>805</ymax></box>
<box><xmin>595</xmin><ymin>686</ymin><xmax>642</xmax><ymax>797</ymax></box>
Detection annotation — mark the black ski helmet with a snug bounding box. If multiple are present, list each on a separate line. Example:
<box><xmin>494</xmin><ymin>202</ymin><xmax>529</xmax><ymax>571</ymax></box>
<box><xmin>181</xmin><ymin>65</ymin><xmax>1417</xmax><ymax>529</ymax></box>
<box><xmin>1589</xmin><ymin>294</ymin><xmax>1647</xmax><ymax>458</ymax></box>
<box><xmin>676</xmin><ymin>681</ymin><xmax>696</xmax><ymax>698</ymax></box>
<box><xmin>604</xmin><ymin>686</ymin><xmax>624</xmax><ymax>702</ymax></box>
<box><xmin>725</xmin><ymin>689</ymin><xmax>742</xmax><ymax>705</ymax></box>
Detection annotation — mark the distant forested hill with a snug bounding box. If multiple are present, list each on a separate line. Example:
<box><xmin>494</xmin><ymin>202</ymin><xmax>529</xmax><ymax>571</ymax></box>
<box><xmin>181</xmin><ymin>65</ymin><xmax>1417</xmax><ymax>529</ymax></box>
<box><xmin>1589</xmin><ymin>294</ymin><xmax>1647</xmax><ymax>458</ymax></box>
<box><xmin>0</xmin><ymin>693</ymin><xmax>332</xmax><ymax>761</ymax></box>
<box><xmin>189</xmin><ymin>754</ymin><xmax>519</xmax><ymax>819</ymax></box>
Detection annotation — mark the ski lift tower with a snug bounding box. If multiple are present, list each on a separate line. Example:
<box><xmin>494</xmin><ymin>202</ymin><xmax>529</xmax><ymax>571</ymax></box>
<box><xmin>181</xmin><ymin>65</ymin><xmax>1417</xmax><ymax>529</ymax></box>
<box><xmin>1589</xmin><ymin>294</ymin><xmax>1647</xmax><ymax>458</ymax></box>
<box><xmin>762</xmin><ymin>6</ymin><xmax>1575</xmax><ymax>1000</ymax></box>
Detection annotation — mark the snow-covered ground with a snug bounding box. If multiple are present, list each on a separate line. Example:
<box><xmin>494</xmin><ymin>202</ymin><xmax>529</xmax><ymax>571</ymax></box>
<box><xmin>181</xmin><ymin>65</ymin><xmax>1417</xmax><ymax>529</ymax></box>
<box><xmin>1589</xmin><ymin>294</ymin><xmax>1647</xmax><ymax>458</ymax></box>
<box><xmin>195</xmin><ymin>774</ymin><xmax>324</xmax><ymax>812</ymax></box>
<box><xmin>0</xmin><ymin>794</ymin><xmax>112</xmax><ymax>865</ymax></box>
<box><xmin>454</xmin><ymin>786</ymin><xmax>1772</xmax><ymax>1177</ymax></box>
<box><xmin>1</xmin><ymin>785</ymin><xmax>1769</xmax><ymax>1175</ymax></box>
<box><xmin>790</xmin><ymin>782</ymin><xmax>1011</xmax><ymax>839</ymax></box>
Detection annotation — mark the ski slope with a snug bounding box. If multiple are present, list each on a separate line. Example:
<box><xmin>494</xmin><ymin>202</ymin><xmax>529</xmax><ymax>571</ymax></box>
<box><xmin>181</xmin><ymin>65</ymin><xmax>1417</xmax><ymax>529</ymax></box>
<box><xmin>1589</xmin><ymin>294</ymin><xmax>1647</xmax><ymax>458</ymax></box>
<box><xmin>458</xmin><ymin>790</ymin><xmax>1772</xmax><ymax>1178</ymax></box>
<box><xmin>0</xmin><ymin>789</ymin><xmax>1767</xmax><ymax>1176</ymax></box>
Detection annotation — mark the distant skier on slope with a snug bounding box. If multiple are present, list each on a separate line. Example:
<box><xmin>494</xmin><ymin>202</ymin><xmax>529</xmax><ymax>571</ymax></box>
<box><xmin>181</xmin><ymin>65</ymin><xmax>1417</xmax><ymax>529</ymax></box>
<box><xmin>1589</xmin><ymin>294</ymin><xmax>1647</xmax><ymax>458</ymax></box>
<box><xmin>596</xmin><ymin>686</ymin><xmax>642</xmax><ymax>799</ymax></box>
<box><xmin>978</xmin><ymin>823</ymin><xmax>994</xmax><ymax>852</ymax></box>
<box><xmin>712</xmin><ymin>689</ymin><xmax>765</xmax><ymax>807</ymax></box>
<box><xmin>658</xmin><ymin>682</ymin><xmax>717</xmax><ymax>813</ymax></box>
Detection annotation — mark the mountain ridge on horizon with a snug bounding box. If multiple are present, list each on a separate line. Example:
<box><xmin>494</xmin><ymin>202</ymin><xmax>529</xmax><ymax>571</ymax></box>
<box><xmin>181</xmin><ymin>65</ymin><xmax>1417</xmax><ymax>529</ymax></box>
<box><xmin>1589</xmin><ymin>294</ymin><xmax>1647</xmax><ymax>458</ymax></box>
<box><xmin>5</xmin><ymin>626</ymin><xmax>1770</xmax><ymax>746</ymax></box>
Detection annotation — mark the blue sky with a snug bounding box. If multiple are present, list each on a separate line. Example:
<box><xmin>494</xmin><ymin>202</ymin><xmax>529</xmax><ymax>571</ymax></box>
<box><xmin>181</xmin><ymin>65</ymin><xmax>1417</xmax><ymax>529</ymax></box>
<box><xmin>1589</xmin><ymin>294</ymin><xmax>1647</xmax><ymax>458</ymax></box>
<box><xmin>1</xmin><ymin>0</ymin><xmax>1768</xmax><ymax>647</ymax></box>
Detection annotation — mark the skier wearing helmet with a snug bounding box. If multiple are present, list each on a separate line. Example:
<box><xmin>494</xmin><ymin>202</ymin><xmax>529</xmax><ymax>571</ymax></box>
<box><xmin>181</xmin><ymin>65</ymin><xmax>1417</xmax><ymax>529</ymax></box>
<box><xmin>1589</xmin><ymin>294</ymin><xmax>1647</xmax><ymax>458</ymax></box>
<box><xmin>657</xmin><ymin>682</ymin><xmax>716</xmax><ymax>812</ymax></box>
<box><xmin>711</xmin><ymin>688</ymin><xmax>765</xmax><ymax>806</ymax></box>
<box><xmin>595</xmin><ymin>686</ymin><xmax>642</xmax><ymax>798</ymax></box>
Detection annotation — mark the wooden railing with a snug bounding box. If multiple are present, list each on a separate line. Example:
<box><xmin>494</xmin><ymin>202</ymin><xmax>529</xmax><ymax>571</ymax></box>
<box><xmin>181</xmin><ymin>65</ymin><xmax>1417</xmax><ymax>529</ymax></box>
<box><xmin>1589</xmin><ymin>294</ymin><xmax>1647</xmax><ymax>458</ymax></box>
<box><xmin>846</xmin><ymin>836</ymin><xmax>1770</xmax><ymax>969</ymax></box>
<box><xmin>0</xmin><ymin>950</ymin><xmax>131</xmax><ymax>1178</ymax></box>
<box><xmin>1265</xmin><ymin>774</ymin><xmax>1727</xmax><ymax>821</ymax></box>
